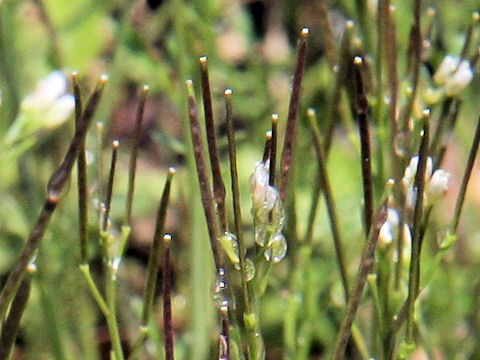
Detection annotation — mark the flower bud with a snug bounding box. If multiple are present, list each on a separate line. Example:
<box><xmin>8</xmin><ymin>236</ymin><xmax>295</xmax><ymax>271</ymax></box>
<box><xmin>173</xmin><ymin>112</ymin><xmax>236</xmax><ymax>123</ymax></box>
<box><xmin>433</xmin><ymin>55</ymin><xmax>473</xmax><ymax>96</ymax></box>
<box><xmin>426</xmin><ymin>169</ymin><xmax>450</xmax><ymax>204</ymax></box>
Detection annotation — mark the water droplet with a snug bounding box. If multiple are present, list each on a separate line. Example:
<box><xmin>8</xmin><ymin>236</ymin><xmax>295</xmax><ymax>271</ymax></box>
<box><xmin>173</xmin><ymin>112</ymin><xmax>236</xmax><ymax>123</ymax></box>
<box><xmin>255</xmin><ymin>225</ymin><xmax>267</xmax><ymax>246</ymax></box>
<box><xmin>212</xmin><ymin>268</ymin><xmax>229</xmax><ymax>309</ymax></box>
<box><xmin>264</xmin><ymin>233</ymin><xmax>287</xmax><ymax>263</ymax></box>
<box><xmin>219</xmin><ymin>232</ymin><xmax>240</xmax><ymax>265</ymax></box>
<box><xmin>245</xmin><ymin>258</ymin><xmax>255</xmax><ymax>281</ymax></box>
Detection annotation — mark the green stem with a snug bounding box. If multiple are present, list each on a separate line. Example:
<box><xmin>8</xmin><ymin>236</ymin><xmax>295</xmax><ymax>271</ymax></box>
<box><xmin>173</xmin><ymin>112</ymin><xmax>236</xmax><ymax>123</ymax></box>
<box><xmin>106</xmin><ymin>264</ymin><xmax>125</xmax><ymax>360</ymax></box>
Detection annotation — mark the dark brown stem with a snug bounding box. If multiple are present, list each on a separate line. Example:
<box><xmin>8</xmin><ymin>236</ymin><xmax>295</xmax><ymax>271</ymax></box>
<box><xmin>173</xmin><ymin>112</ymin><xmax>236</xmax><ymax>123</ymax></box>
<box><xmin>279</xmin><ymin>28</ymin><xmax>309</xmax><ymax>203</ymax></box>
<box><xmin>308</xmin><ymin>109</ymin><xmax>349</xmax><ymax>299</ymax></box>
<box><xmin>330</xmin><ymin>203</ymin><xmax>388</xmax><ymax>360</ymax></box>
<box><xmin>103</xmin><ymin>141</ymin><xmax>119</xmax><ymax>232</ymax></box>
<box><xmin>73</xmin><ymin>72</ymin><xmax>88</xmax><ymax>263</ymax></box>
<box><xmin>199</xmin><ymin>57</ymin><xmax>228</xmax><ymax>232</ymax></box>
<box><xmin>452</xmin><ymin>111</ymin><xmax>480</xmax><ymax>231</ymax></box>
<box><xmin>262</xmin><ymin>131</ymin><xmax>272</xmax><ymax>164</ymax></box>
<box><xmin>163</xmin><ymin>235</ymin><xmax>174</xmax><ymax>360</ymax></box>
<box><xmin>324</xmin><ymin>21</ymin><xmax>355</xmax><ymax>155</ymax></box>
<box><xmin>186</xmin><ymin>80</ymin><xmax>223</xmax><ymax>271</ymax></box>
<box><xmin>125</xmin><ymin>85</ymin><xmax>150</xmax><ymax>225</ymax></box>
<box><xmin>142</xmin><ymin>168</ymin><xmax>175</xmax><ymax>324</ymax></box>
<box><xmin>219</xmin><ymin>304</ymin><xmax>230</xmax><ymax>360</ymax></box>
<box><xmin>269</xmin><ymin>114</ymin><xmax>278</xmax><ymax>187</ymax></box>
<box><xmin>224</xmin><ymin>89</ymin><xmax>250</xmax><ymax>312</ymax></box>
<box><xmin>0</xmin><ymin>75</ymin><xmax>107</xmax><ymax>323</ymax></box>
<box><xmin>0</xmin><ymin>277</ymin><xmax>31</xmax><ymax>360</ymax></box>
<box><xmin>354</xmin><ymin>57</ymin><xmax>374</xmax><ymax>234</ymax></box>
<box><xmin>406</xmin><ymin>117</ymin><xmax>430</xmax><ymax>343</ymax></box>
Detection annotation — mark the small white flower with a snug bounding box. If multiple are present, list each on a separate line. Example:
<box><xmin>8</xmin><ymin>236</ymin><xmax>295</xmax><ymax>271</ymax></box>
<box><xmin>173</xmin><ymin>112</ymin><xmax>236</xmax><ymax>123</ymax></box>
<box><xmin>402</xmin><ymin>155</ymin><xmax>433</xmax><ymax>191</ymax></box>
<box><xmin>445</xmin><ymin>60</ymin><xmax>473</xmax><ymax>96</ymax></box>
<box><xmin>21</xmin><ymin>71</ymin><xmax>75</xmax><ymax>129</ymax></box>
<box><xmin>426</xmin><ymin>169</ymin><xmax>450</xmax><ymax>204</ymax></box>
<box><xmin>402</xmin><ymin>155</ymin><xmax>450</xmax><ymax>208</ymax></box>
<box><xmin>434</xmin><ymin>55</ymin><xmax>460</xmax><ymax>85</ymax></box>
<box><xmin>249</xmin><ymin>160</ymin><xmax>279</xmax><ymax>211</ymax></box>
<box><xmin>4</xmin><ymin>71</ymin><xmax>74</xmax><ymax>146</ymax></box>
<box><xmin>378</xmin><ymin>208</ymin><xmax>400</xmax><ymax>248</ymax></box>
<box><xmin>433</xmin><ymin>55</ymin><xmax>473</xmax><ymax>96</ymax></box>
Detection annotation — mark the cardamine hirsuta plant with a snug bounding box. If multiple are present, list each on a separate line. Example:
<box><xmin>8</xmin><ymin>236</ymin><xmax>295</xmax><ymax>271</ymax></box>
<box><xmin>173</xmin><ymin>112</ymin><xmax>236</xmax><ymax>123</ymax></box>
<box><xmin>1</xmin><ymin>1</ymin><xmax>480</xmax><ymax>359</ymax></box>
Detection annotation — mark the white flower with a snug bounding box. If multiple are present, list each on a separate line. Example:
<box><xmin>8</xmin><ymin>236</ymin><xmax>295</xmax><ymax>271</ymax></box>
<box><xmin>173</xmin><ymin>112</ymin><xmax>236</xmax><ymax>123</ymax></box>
<box><xmin>426</xmin><ymin>169</ymin><xmax>450</xmax><ymax>203</ymax></box>
<box><xmin>433</xmin><ymin>55</ymin><xmax>473</xmax><ymax>96</ymax></box>
<box><xmin>402</xmin><ymin>155</ymin><xmax>450</xmax><ymax>208</ymax></box>
<box><xmin>249</xmin><ymin>160</ymin><xmax>279</xmax><ymax>212</ymax></box>
<box><xmin>4</xmin><ymin>71</ymin><xmax>74</xmax><ymax>146</ymax></box>
<box><xmin>378</xmin><ymin>208</ymin><xmax>400</xmax><ymax>248</ymax></box>
<box><xmin>402</xmin><ymin>155</ymin><xmax>433</xmax><ymax>190</ymax></box>
<box><xmin>21</xmin><ymin>70</ymin><xmax>75</xmax><ymax>129</ymax></box>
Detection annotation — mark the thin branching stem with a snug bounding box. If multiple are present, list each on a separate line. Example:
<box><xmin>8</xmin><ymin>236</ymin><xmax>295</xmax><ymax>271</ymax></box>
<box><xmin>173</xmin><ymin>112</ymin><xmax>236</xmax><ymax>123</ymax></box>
<box><xmin>354</xmin><ymin>57</ymin><xmax>374</xmax><ymax>234</ymax></box>
<box><xmin>142</xmin><ymin>168</ymin><xmax>175</xmax><ymax>324</ymax></box>
<box><xmin>0</xmin><ymin>276</ymin><xmax>31</xmax><ymax>360</ymax></box>
<box><xmin>324</xmin><ymin>21</ymin><xmax>355</xmax><ymax>154</ymax></box>
<box><xmin>163</xmin><ymin>234</ymin><xmax>174</xmax><ymax>360</ymax></box>
<box><xmin>307</xmin><ymin>109</ymin><xmax>349</xmax><ymax>299</ymax></box>
<box><xmin>219</xmin><ymin>303</ymin><xmax>230</xmax><ymax>360</ymax></box>
<box><xmin>330</xmin><ymin>200</ymin><xmax>389</xmax><ymax>360</ymax></box>
<box><xmin>186</xmin><ymin>80</ymin><xmax>223</xmax><ymax>271</ymax></box>
<box><xmin>406</xmin><ymin>117</ymin><xmax>430</xmax><ymax>344</ymax></box>
<box><xmin>103</xmin><ymin>140</ymin><xmax>119</xmax><ymax>232</ymax></box>
<box><xmin>279</xmin><ymin>28</ymin><xmax>309</xmax><ymax>203</ymax></box>
<box><xmin>451</xmin><ymin>111</ymin><xmax>480</xmax><ymax>231</ymax></box>
<box><xmin>0</xmin><ymin>75</ymin><xmax>107</xmax><ymax>323</ymax></box>
<box><xmin>459</xmin><ymin>12</ymin><xmax>479</xmax><ymax>63</ymax></box>
<box><xmin>269</xmin><ymin>114</ymin><xmax>278</xmax><ymax>187</ymax></box>
<box><xmin>96</xmin><ymin>121</ymin><xmax>105</xmax><ymax>202</ymax></box>
<box><xmin>199</xmin><ymin>56</ymin><xmax>228</xmax><ymax>232</ymax></box>
<box><xmin>400</xmin><ymin>0</ymin><xmax>422</xmax><ymax>133</ymax></box>
<box><xmin>224</xmin><ymin>89</ymin><xmax>250</xmax><ymax>308</ymax></box>
<box><xmin>73</xmin><ymin>72</ymin><xmax>88</xmax><ymax>263</ymax></box>
<box><xmin>125</xmin><ymin>85</ymin><xmax>150</xmax><ymax>225</ymax></box>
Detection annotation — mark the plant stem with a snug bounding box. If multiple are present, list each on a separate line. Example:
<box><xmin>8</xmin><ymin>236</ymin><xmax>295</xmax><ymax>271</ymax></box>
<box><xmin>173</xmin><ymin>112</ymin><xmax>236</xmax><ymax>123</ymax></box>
<box><xmin>224</xmin><ymin>89</ymin><xmax>262</xmax><ymax>359</ymax></box>
<box><xmin>307</xmin><ymin>109</ymin><xmax>349</xmax><ymax>299</ymax></box>
<box><xmin>406</xmin><ymin>118</ymin><xmax>430</xmax><ymax>344</ymax></box>
<box><xmin>330</xmin><ymin>202</ymin><xmax>388</xmax><ymax>360</ymax></box>
<box><xmin>199</xmin><ymin>57</ymin><xmax>227</xmax><ymax>232</ymax></box>
<box><xmin>103</xmin><ymin>140</ymin><xmax>119</xmax><ymax>232</ymax></box>
<box><xmin>105</xmin><ymin>263</ymin><xmax>125</xmax><ymax>360</ymax></box>
<box><xmin>354</xmin><ymin>57</ymin><xmax>374</xmax><ymax>234</ymax></box>
<box><xmin>163</xmin><ymin>235</ymin><xmax>174</xmax><ymax>360</ymax></box>
<box><xmin>142</xmin><ymin>169</ymin><xmax>175</xmax><ymax>324</ymax></box>
<box><xmin>0</xmin><ymin>76</ymin><xmax>107</xmax><ymax>323</ymax></box>
<box><xmin>0</xmin><ymin>276</ymin><xmax>31</xmax><ymax>360</ymax></box>
<box><xmin>186</xmin><ymin>80</ymin><xmax>224</xmax><ymax>271</ymax></box>
<box><xmin>279</xmin><ymin>28</ymin><xmax>309</xmax><ymax>203</ymax></box>
<box><xmin>451</xmin><ymin>111</ymin><xmax>480</xmax><ymax>231</ymax></box>
<box><xmin>125</xmin><ymin>85</ymin><xmax>150</xmax><ymax>226</ymax></box>
<box><xmin>73</xmin><ymin>72</ymin><xmax>89</xmax><ymax>263</ymax></box>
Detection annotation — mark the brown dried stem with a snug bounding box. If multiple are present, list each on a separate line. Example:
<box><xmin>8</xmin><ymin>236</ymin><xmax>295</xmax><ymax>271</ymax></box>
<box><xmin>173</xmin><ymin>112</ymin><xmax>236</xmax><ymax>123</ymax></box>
<box><xmin>186</xmin><ymin>80</ymin><xmax>223</xmax><ymax>271</ymax></box>
<box><xmin>279</xmin><ymin>28</ymin><xmax>309</xmax><ymax>203</ymax></box>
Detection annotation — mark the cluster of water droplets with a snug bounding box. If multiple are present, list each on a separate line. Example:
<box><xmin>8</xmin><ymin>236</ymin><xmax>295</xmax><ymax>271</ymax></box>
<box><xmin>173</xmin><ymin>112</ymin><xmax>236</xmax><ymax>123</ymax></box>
<box><xmin>249</xmin><ymin>160</ymin><xmax>288</xmax><ymax>263</ymax></box>
<box><xmin>219</xmin><ymin>232</ymin><xmax>255</xmax><ymax>281</ymax></box>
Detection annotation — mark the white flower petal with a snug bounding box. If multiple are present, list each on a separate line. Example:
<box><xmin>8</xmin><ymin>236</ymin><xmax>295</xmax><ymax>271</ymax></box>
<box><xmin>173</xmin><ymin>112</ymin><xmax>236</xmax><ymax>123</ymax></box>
<box><xmin>44</xmin><ymin>94</ymin><xmax>75</xmax><ymax>128</ymax></box>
